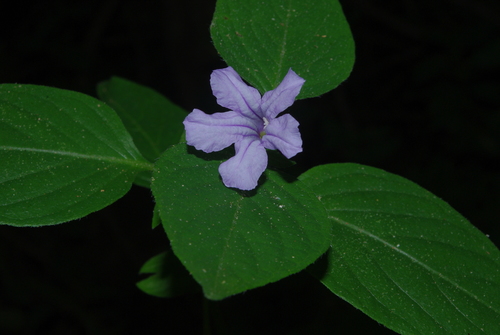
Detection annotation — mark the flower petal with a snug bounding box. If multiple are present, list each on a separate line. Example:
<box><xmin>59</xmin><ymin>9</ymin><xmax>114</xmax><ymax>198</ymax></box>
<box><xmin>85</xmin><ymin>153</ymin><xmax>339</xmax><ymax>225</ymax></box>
<box><xmin>262</xmin><ymin>114</ymin><xmax>302</xmax><ymax>158</ymax></box>
<box><xmin>218</xmin><ymin>137</ymin><xmax>267</xmax><ymax>190</ymax></box>
<box><xmin>261</xmin><ymin>68</ymin><xmax>305</xmax><ymax>119</ymax></box>
<box><xmin>183</xmin><ymin>109</ymin><xmax>257</xmax><ymax>153</ymax></box>
<box><xmin>210</xmin><ymin>67</ymin><xmax>262</xmax><ymax>120</ymax></box>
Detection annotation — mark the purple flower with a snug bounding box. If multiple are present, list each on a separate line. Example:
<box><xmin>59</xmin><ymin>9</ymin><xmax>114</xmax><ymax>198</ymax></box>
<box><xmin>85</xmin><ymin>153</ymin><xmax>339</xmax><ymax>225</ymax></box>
<box><xmin>183</xmin><ymin>66</ymin><xmax>305</xmax><ymax>190</ymax></box>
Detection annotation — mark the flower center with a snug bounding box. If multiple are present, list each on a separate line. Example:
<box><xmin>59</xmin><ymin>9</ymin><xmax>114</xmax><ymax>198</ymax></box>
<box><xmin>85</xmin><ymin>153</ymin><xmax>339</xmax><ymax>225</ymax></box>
<box><xmin>263</xmin><ymin>117</ymin><xmax>269</xmax><ymax>128</ymax></box>
<box><xmin>259</xmin><ymin>117</ymin><xmax>269</xmax><ymax>138</ymax></box>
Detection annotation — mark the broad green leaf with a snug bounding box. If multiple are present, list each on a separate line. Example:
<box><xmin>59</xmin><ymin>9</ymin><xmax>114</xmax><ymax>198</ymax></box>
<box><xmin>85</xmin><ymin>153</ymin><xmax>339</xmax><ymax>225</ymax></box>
<box><xmin>211</xmin><ymin>0</ymin><xmax>355</xmax><ymax>99</ymax></box>
<box><xmin>137</xmin><ymin>251</ymin><xmax>200</xmax><ymax>298</ymax></box>
<box><xmin>0</xmin><ymin>84</ymin><xmax>152</xmax><ymax>227</ymax></box>
<box><xmin>300</xmin><ymin>163</ymin><xmax>500</xmax><ymax>335</ymax></box>
<box><xmin>151</xmin><ymin>143</ymin><xmax>330</xmax><ymax>300</ymax></box>
<box><xmin>97</xmin><ymin>77</ymin><xmax>187</xmax><ymax>187</ymax></box>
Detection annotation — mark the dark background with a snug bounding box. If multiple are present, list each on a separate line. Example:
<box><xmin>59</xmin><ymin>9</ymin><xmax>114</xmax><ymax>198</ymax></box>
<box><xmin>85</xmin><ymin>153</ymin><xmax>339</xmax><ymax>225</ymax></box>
<box><xmin>1</xmin><ymin>0</ymin><xmax>499</xmax><ymax>334</ymax></box>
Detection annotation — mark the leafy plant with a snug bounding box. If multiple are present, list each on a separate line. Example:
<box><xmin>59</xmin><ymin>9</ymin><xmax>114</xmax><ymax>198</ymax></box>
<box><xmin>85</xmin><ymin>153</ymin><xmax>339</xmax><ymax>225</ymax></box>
<box><xmin>1</xmin><ymin>1</ymin><xmax>498</xmax><ymax>334</ymax></box>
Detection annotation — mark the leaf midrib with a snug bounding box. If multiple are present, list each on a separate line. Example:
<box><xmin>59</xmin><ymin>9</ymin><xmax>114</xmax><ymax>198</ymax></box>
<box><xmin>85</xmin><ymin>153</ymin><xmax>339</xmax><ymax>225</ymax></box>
<box><xmin>1</xmin><ymin>145</ymin><xmax>153</xmax><ymax>171</ymax></box>
<box><xmin>274</xmin><ymin>0</ymin><xmax>293</xmax><ymax>85</ymax></box>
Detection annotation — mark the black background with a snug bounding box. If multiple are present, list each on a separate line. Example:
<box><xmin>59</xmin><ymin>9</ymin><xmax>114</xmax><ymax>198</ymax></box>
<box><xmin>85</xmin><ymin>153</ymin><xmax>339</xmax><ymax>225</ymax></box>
<box><xmin>1</xmin><ymin>0</ymin><xmax>499</xmax><ymax>334</ymax></box>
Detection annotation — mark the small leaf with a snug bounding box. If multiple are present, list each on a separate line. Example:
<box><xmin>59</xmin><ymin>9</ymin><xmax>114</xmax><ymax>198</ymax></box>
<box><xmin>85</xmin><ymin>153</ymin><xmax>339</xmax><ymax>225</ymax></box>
<box><xmin>300</xmin><ymin>163</ymin><xmax>500</xmax><ymax>335</ymax></box>
<box><xmin>211</xmin><ymin>0</ymin><xmax>355</xmax><ymax>99</ymax></box>
<box><xmin>151</xmin><ymin>143</ymin><xmax>330</xmax><ymax>300</ymax></box>
<box><xmin>137</xmin><ymin>251</ymin><xmax>200</xmax><ymax>298</ymax></box>
<box><xmin>151</xmin><ymin>204</ymin><xmax>161</xmax><ymax>229</ymax></box>
<box><xmin>97</xmin><ymin>77</ymin><xmax>187</xmax><ymax>187</ymax></box>
<box><xmin>0</xmin><ymin>84</ymin><xmax>151</xmax><ymax>227</ymax></box>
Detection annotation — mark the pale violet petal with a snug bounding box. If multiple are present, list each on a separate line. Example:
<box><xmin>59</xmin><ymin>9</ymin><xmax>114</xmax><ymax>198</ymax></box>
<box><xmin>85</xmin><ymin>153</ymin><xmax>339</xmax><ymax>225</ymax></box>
<box><xmin>261</xmin><ymin>114</ymin><xmax>302</xmax><ymax>158</ymax></box>
<box><xmin>261</xmin><ymin>68</ymin><xmax>305</xmax><ymax>119</ymax></box>
<box><xmin>210</xmin><ymin>67</ymin><xmax>263</xmax><ymax>120</ymax></box>
<box><xmin>183</xmin><ymin>109</ymin><xmax>257</xmax><ymax>153</ymax></box>
<box><xmin>218</xmin><ymin>136</ymin><xmax>267</xmax><ymax>190</ymax></box>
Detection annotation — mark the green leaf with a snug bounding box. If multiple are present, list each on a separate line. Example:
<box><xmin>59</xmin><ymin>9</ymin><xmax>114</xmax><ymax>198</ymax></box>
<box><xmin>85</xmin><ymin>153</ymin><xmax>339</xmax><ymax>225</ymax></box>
<box><xmin>151</xmin><ymin>143</ymin><xmax>330</xmax><ymax>300</ymax></box>
<box><xmin>137</xmin><ymin>251</ymin><xmax>200</xmax><ymax>298</ymax></box>
<box><xmin>151</xmin><ymin>204</ymin><xmax>161</xmax><ymax>229</ymax></box>
<box><xmin>300</xmin><ymin>163</ymin><xmax>500</xmax><ymax>335</ymax></box>
<box><xmin>211</xmin><ymin>0</ymin><xmax>355</xmax><ymax>99</ymax></box>
<box><xmin>97</xmin><ymin>77</ymin><xmax>187</xmax><ymax>187</ymax></box>
<box><xmin>0</xmin><ymin>84</ymin><xmax>152</xmax><ymax>227</ymax></box>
